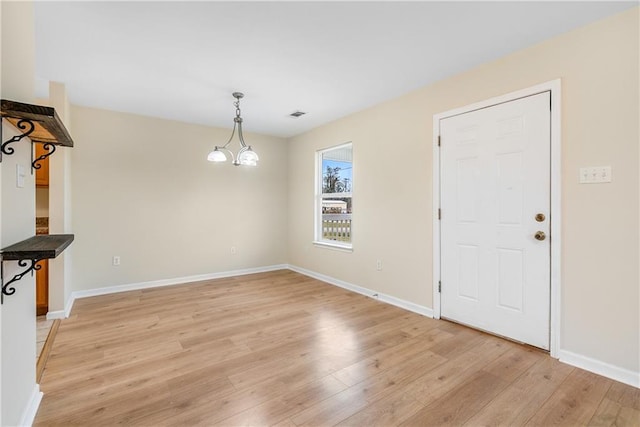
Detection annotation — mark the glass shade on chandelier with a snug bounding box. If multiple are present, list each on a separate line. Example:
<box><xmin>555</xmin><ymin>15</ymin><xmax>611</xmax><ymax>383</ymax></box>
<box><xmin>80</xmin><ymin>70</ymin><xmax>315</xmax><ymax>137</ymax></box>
<box><xmin>207</xmin><ymin>92</ymin><xmax>259</xmax><ymax>167</ymax></box>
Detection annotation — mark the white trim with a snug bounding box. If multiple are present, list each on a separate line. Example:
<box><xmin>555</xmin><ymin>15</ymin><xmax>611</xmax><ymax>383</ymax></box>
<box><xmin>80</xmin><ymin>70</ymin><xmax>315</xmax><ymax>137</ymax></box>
<box><xmin>312</xmin><ymin>241</ymin><xmax>353</xmax><ymax>252</ymax></box>
<box><xmin>548</xmin><ymin>80</ymin><xmax>562</xmax><ymax>359</ymax></box>
<box><xmin>432</xmin><ymin>79</ymin><xmax>562</xmax><ymax>357</ymax></box>
<box><xmin>321</xmin><ymin>192</ymin><xmax>353</xmax><ymax>198</ymax></box>
<box><xmin>69</xmin><ymin>264</ymin><xmax>288</xmax><ymax>301</ymax></box>
<box><xmin>432</xmin><ymin>113</ymin><xmax>442</xmax><ymax>319</ymax></box>
<box><xmin>46</xmin><ymin>295</ymin><xmax>74</xmax><ymax>320</ymax></box>
<box><xmin>64</xmin><ymin>296</ymin><xmax>74</xmax><ymax>318</ymax></box>
<box><xmin>288</xmin><ymin>264</ymin><xmax>433</xmax><ymax>318</ymax></box>
<box><xmin>18</xmin><ymin>384</ymin><xmax>42</xmax><ymax>427</ymax></box>
<box><xmin>317</xmin><ymin>141</ymin><xmax>353</xmax><ymax>157</ymax></box>
<box><xmin>46</xmin><ymin>310</ymin><xmax>65</xmax><ymax>320</ymax></box>
<box><xmin>558</xmin><ymin>349</ymin><xmax>640</xmax><ymax>388</ymax></box>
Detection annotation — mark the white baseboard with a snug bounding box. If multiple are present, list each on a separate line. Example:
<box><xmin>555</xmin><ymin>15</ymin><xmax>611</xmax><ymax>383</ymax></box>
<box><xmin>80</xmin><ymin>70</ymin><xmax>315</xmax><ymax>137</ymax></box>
<box><xmin>287</xmin><ymin>264</ymin><xmax>433</xmax><ymax>318</ymax></box>
<box><xmin>558</xmin><ymin>349</ymin><xmax>640</xmax><ymax>388</ymax></box>
<box><xmin>69</xmin><ymin>264</ymin><xmax>289</xmax><ymax>304</ymax></box>
<box><xmin>46</xmin><ymin>293</ymin><xmax>77</xmax><ymax>320</ymax></box>
<box><xmin>18</xmin><ymin>384</ymin><xmax>43</xmax><ymax>427</ymax></box>
<box><xmin>46</xmin><ymin>310</ymin><xmax>65</xmax><ymax>320</ymax></box>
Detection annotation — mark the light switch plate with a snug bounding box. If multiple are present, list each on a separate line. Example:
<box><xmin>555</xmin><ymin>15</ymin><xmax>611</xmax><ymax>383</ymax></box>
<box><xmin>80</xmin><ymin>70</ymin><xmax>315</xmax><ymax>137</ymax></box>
<box><xmin>16</xmin><ymin>164</ymin><xmax>26</xmax><ymax>188</ymax></box>
<box><xmin>579</xmin><ymin>166</ymin><xmax>612</xmax><ymax>184</ymax></box>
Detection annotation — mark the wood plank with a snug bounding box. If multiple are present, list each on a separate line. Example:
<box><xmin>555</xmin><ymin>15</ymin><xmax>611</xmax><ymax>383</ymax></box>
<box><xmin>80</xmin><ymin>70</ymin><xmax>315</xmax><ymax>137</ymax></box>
<box><xmin>482</xmin><ymin>345</ymin><xmax>545</xmax><ymax>382</ymax></box>
<box><xmin>464</xmin><ymin>355</ymin><xmax>575</xmax><ymax>426</ymax></box>
<box><xmin>216</xmin><ymin>375</ymin><xmax>347</xmax><ymax>426</ymax></box>
<box><xmin>289</xmin><ymin>386</ymin><xmax>370</xmax><ymax>426</ymax></box>
<box><xmin>525</xmin><ymin>368</ymin><xmax>613</xmax><ymax>426</ymax></box>
<box><xmin>331</xmin><ymin>327</ymin><xmax>453</xmax><ymax>387</ymax></box>
<box><xmin>588</xmin><ymin>380</ymin><xmax>640</xmax><ymax>426</ymax></box>
<box><xmin>1</xmin><ymin>234</ymin><xmax>74</xmax><ymax>260</ymax></box>
<box><xmin>336</xmin><ymin>391</ymin><xmax>424</xmax><ymax>426</ymax></box>
<box><xmin>605</xmin><ymin>381</ymin><xmax>640</xmax><ymax>410</ymax></box>
<box><xmin>286</xmin><ymin>348</ymin><xmax>447</xmax><ymax>425</ymax></box>
<box><xmin>401</xmin><ymin>337</ymin><xmax>512</xmax><ymax>406</ymax></box>
<box><xmin>588</xmin><ymin>398</ymin><xmax>640</xmax><ymax>427</ymax></box>
<box><xmin>399</xmin><ymin>370</ymin><xmax>510</xmax><ymax>426</ymax></box>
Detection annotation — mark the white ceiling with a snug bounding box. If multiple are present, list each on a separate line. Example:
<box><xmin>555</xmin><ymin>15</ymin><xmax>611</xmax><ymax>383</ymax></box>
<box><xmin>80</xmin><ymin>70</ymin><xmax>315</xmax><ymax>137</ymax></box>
<box><xmin>34</xmin><ymin>1</ymin><xmax>636</xmax><ymax>138</ymax></box>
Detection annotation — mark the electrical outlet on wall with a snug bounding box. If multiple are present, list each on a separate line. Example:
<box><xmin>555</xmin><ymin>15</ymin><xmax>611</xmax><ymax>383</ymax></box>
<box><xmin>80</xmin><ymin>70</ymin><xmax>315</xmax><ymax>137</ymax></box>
<box><xmin>112</xmin><ymin>256</ymin><xmax>121</xmax><ymax>266</ymax></box>
<box><xmin>579</xmin><ymin>166</ymin><xmax>612</xmax><ymax>184</ymax></box>
<box><xmin>376</xmin><ymin>260</ymin><xmax>383</xmax><ymax>271</ymax></box>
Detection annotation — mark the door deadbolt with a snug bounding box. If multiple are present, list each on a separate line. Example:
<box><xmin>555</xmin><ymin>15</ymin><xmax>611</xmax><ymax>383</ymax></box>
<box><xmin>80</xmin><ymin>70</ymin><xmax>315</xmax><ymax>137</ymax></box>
<box><xmin>535</xmin><ymin>213</ymin><xmax>546</xmax><ymax>222</ymax></box>
<box><xmin>534</xmin><ymin>231</ymin><xmax>546</xmax><ymax>241</ymax></box>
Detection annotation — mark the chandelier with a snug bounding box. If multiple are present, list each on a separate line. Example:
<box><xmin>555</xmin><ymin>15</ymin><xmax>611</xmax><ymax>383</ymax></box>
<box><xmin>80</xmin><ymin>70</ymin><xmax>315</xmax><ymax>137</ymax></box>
<box><xmin>207</xmin><ymin>92</ymin><xmax>259</xmax><ymax>166</ymax></box>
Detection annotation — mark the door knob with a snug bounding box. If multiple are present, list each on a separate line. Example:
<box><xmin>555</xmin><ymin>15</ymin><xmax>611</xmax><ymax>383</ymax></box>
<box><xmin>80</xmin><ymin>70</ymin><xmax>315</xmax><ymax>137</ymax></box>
<box><xmin>534</xmin><ymin>231</ymin><xmax>546</xmax><ymax>241</ymax></box>
<box><xmin>535</xmin><ymin>213</ymin><xmax>546</xmax><ymax>222</ymax></box>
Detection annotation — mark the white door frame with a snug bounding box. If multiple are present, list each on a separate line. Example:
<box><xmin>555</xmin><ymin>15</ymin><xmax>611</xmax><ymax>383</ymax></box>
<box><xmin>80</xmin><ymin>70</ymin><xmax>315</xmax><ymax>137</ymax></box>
<box><xmin>432</xmin><ymin>79</ymin><xmax>562</xmax><ymax>357</ymax></box>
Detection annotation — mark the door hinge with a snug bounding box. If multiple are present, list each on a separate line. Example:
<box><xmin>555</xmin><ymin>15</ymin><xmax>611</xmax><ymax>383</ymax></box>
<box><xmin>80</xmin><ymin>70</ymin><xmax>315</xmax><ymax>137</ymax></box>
<box><xmin>437</xmin><ymin>135</ymin><xmax>441</xmax><ymax>147</ymax></box>
<box><xmin>438</xmin><ymin>281</ymin><xmax>441</xmax><ymax>293</ymax></box>
<box><xmin>438</xmin><ymin>208</ymin><xmax>441</xmax><ymax>220</ymax></box>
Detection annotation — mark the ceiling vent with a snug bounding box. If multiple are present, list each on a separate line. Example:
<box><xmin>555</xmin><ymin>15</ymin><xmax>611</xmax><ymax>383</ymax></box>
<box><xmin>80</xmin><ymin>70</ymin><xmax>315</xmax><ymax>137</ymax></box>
<box><xmin>289</xmin><ymin>111</ymin><xmax>307</xmax><ymax>118</ymax></box>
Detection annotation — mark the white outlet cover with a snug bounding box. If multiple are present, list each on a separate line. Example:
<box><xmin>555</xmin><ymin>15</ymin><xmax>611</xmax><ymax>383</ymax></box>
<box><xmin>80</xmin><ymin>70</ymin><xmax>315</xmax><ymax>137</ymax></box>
<box><xmin>579</xmin><ymin>166</ymin><xmax>612</xmax><ymax>184</ymax></box>
<box><xmin>16</xmin><ymin>164</ymin><xmax>26</xmax><ymax>188</ymax></box>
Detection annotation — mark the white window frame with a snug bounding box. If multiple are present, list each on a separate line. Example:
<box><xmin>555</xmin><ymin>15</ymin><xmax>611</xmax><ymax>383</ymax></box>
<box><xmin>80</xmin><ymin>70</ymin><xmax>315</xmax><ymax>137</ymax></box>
<box><xmin>314</xmin><ymin>142</ymin><xmax>353</xmax><ymax>251</ymax></box>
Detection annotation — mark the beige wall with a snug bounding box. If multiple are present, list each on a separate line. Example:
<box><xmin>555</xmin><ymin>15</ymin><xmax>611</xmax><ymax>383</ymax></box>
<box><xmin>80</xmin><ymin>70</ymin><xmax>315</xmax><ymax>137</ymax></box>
<box><xmin>1</xmin><ymin>1</ymin><xmax>38</xmax><ymax>425</ymax></box>
<box><xmin>288</xmin><ymin>8</ymin><xmax>639</xmax><ymax>375</ymax></box>
<box><xmin>69</xmin><ymin>106</ymin><xmax>288</xmax><ymax>291</ymax></box>
<box><xmin>35</xmin><ymin>188</ymin><xmax>48</xmax><ymax>217</ymax></box>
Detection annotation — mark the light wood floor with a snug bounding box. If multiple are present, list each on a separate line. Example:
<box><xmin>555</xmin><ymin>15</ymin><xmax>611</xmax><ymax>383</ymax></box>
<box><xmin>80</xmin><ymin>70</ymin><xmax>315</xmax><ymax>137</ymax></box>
<box><xmin>35</xmin><ymin>270</ymin><xmax>639</xmax><ymax>426</ymax></box>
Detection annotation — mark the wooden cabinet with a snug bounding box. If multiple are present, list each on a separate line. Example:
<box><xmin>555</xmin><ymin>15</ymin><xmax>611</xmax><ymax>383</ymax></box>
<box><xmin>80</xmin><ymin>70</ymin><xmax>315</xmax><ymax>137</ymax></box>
<box><xmin>35</xmin><ymin>143</ymin><xmax>49</xmax><ymax>187</ymax></box>
<box><xmin>36</xmin><ymin>259</ymin><xmax>48</xmax><ymax>316</ymax></box>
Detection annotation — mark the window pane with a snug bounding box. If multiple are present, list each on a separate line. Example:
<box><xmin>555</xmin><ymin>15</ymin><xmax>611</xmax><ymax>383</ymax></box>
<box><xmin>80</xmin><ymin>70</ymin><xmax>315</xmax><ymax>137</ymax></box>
<box><xmin>322</xmin><ymin>198</ymin><xmax>352</xmax><ymax>243</ymax></box>
<box><xmin>321</xmin><ymin>148</ymin><xmax>352</xmax><ymax>195</ymax></box>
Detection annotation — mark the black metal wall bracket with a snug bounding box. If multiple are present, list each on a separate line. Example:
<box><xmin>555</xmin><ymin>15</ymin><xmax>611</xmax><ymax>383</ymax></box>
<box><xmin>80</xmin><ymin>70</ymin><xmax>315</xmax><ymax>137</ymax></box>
<box><xmin>1</xmin><ymin>118</ymin><xmax>57</xmax><ymax>171</ymax></box>
<box><xmin>32</xmin><ymin>142</ymin><xmax>56</xmax><ymax>171</ymax></box>
<box><xmin>0</xmin><ymin>117</ymin><xmax>35</xmax><ymax>163</ymax></box>
<box><xmin>0</xmin><ymin>258</ymin><xmax>42</xmax><ymax>304</ymax></box>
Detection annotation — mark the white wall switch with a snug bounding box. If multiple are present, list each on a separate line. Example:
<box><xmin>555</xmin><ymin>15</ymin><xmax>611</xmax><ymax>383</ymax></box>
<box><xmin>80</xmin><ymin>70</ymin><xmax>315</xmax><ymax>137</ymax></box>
<box><xmin>16</xmin><ymin>164</ymin><xmax>26</xmax><ymax>188</ymax></box>
<box><xmin>579</xmin><ymin>166</ymin><xmax>612</xmax><ymax>184</ymax></box>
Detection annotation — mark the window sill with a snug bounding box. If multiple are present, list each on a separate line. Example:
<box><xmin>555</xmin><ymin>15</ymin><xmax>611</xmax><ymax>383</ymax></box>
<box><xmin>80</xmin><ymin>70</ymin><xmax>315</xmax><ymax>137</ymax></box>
<box><xmin>313</xmin><ymin>241</ymin><xmax>353</xmax><ymax>253</ymax></box>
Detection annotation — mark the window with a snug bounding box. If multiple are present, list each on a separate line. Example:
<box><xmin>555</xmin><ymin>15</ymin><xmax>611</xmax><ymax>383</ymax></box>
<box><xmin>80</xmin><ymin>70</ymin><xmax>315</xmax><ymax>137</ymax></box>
<box><xmin>315</xmin><ymin>143</ymin><xmax>353</xmax><ymax>249</ymax></box>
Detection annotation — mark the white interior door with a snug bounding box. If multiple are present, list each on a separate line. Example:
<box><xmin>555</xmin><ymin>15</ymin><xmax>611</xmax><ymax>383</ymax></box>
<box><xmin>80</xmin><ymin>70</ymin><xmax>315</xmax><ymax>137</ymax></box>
<box><xmin>440</xmin><ymin>92</ymin><xmax>551</xmax><ymax>350</ymax></box>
